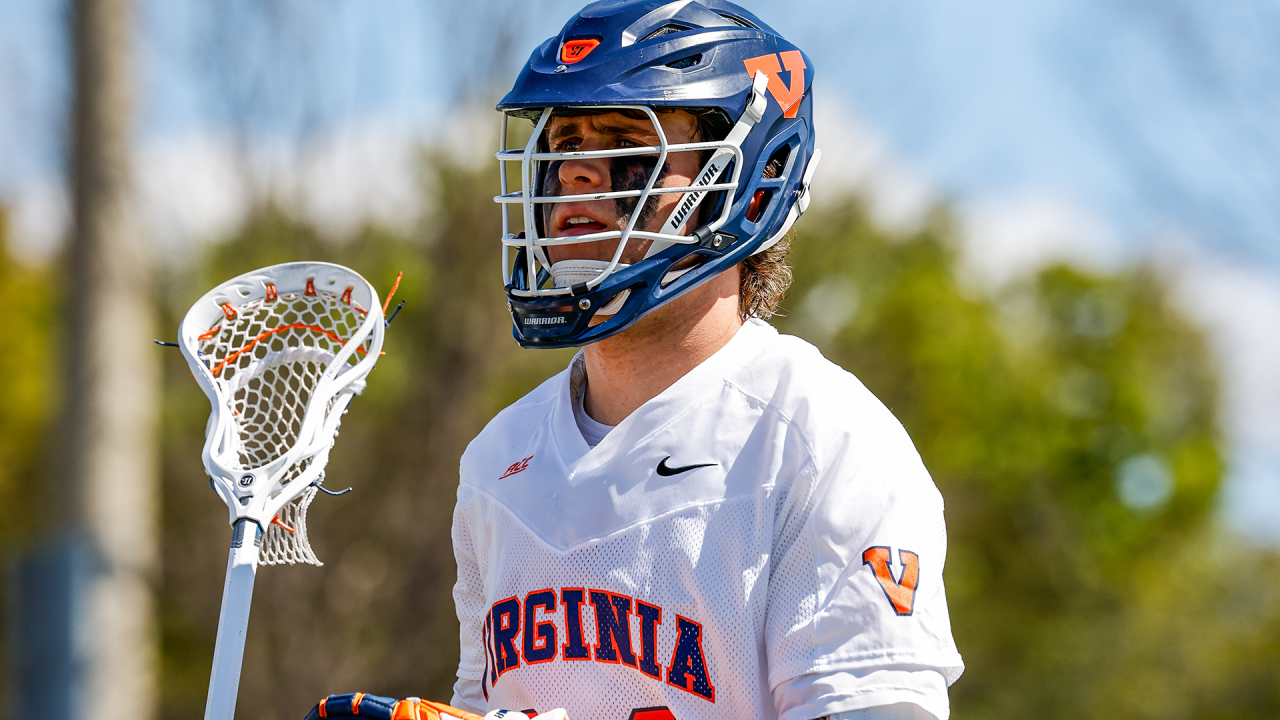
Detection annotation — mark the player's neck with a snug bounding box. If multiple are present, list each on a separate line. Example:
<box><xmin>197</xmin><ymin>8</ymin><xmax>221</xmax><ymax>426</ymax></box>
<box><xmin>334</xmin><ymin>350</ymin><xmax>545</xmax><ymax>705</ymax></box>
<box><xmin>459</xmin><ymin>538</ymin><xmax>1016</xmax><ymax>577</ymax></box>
<box><xmin>582</xmin><ymin>268</ymin><xmax>743</xmax><ymax>426</ymax></box>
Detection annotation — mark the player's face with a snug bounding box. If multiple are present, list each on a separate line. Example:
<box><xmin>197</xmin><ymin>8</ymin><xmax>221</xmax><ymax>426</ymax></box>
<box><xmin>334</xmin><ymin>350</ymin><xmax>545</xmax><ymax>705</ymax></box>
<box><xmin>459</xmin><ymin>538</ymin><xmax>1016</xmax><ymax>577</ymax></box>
<box><xmin>542</xmin><ymin>110</ymin><xmax>703</xmax><ymax>265</ymax></box>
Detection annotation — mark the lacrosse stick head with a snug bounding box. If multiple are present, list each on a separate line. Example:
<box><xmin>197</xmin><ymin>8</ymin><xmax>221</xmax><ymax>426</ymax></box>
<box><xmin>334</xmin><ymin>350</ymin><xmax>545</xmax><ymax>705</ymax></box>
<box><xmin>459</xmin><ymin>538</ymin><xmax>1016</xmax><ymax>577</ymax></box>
<box><xmin>179</xmin><ymin>262</ymin><xmax>384</xmax><ymax>565</ymax></box>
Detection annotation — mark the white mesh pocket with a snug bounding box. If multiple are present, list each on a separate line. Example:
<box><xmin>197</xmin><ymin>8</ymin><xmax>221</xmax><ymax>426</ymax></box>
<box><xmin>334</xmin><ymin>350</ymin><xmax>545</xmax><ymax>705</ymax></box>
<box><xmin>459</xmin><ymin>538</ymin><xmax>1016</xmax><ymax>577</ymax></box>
<box><xmin>195</xmin><ymin>281</ymin><xmax>370</xmax><ymax>566</ymax></box>
<box><xmin>260</xmin><ymin>484</ymin><xmax>322</xmax><ymax>566</ymax></box>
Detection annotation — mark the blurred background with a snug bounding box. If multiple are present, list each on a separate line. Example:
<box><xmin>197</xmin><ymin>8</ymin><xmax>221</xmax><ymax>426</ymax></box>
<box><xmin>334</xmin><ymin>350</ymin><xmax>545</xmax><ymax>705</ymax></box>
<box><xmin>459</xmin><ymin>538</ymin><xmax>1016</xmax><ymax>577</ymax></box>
<box><xmin>2</xmin><ymin>0</ymin><xmax>1279</xmax><ymax>718</ymax></box>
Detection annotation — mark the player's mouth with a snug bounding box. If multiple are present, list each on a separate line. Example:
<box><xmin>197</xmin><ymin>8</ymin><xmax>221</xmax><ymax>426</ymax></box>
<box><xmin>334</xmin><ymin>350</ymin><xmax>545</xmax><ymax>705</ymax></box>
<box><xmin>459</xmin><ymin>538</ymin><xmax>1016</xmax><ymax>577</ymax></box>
<box><xmin>551</xmin><ymin>207</ymin><xmax>612</xmax><ymax>237</ymax></box>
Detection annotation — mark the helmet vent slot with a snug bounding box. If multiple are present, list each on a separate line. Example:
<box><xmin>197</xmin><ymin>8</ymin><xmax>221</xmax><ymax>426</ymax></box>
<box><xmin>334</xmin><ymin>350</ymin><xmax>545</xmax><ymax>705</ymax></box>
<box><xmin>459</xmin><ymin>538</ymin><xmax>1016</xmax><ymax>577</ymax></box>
<box><xmin>642</xmin><ymin>23</ymin><xmax>692</xmax><ymax>42</ymax></box>
<box><xmin>666</xmin><ymin>54</ymin><xmax>702</xmax><ymax>70</ymax></box>
<box><xmin>763</xmin><ymin>145</ymin><xmax>792</xmax><ymax>179</ymax></box>
<box><xmin>718</xmin><ymin>13</ymin><xmax>757</xmax><ymax>29</ymax></box>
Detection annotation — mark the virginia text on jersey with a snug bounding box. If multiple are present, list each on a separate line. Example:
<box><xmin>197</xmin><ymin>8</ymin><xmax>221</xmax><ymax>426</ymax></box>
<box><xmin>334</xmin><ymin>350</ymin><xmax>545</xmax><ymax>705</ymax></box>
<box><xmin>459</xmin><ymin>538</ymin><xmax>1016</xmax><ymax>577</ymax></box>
<box><xmin>483</xmin><ymin>589</ymin><xmax>716</xmax><ymax>702</ymax></box>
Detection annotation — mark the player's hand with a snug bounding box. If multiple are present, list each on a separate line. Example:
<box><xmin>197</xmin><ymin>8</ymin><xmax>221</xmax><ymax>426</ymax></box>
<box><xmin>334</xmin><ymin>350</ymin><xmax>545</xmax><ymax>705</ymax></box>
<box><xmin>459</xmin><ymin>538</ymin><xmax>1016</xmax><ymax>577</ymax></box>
<box><xmin>304</xmin><ymin>693</ymin><xmax>484</xmax><ymax>720</ymax></box>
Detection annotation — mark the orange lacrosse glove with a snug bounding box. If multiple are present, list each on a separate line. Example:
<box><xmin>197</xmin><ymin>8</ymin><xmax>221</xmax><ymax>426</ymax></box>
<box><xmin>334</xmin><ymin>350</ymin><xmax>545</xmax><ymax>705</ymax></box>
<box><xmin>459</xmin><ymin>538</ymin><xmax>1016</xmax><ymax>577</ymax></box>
<box><xmin>305</xmin><ymin>693</ymin><xmax>483</xmax><ymax>720</ymax></box>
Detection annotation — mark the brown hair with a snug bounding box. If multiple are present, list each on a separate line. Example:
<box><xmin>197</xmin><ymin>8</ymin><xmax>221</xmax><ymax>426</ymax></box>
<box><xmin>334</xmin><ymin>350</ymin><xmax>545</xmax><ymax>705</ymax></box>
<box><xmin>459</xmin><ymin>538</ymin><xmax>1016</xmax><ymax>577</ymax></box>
<box><xmin>737</xmin><ymin>149</ymin><xmax>795</xmax><ymax>319</ymax></box>
<box><xmin>689</xmin><ymin>111</ymin><xmax>798</xmax><ymax>320</ymax></box>
<box><xmin>739</xmin><ymin>233</ymin><xmax>793</xmax><ymax>320</ymax></box>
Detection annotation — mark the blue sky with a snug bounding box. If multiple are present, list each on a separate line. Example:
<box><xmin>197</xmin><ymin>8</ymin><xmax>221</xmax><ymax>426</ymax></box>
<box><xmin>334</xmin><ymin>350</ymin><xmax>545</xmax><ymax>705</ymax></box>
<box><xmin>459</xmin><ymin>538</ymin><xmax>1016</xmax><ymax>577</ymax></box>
<box><xmin>5</xmin><ymin>0</ymin><xmax>1277</xmax><ymax>264</ymax></box>
<box><xmin>1</xmin><ymin>0</ymin><xmax>1278</xmax><ymax>539</ymax></box>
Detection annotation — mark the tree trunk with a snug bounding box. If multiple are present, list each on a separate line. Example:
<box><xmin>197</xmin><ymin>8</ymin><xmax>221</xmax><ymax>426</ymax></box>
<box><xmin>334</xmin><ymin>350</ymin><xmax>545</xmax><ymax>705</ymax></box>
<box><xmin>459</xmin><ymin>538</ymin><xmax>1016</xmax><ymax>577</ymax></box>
<box><xmin>59</xmin><ymin>0</ymin><xmax>158</xmax><ymax>716</ymax></box>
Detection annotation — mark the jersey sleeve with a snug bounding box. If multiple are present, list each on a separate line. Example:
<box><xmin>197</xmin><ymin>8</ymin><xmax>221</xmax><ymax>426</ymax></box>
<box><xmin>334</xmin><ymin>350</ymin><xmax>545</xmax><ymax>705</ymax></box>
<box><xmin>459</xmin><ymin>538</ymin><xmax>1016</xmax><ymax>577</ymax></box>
<box><xmin>450</xmin><ymin>484</ymin><xmax>489</xmax><ymax>713</ymax></box>
<box><xmin>772</xmin><ymin>669</ymin><xmax>949</xmax><ymax>720</ymax></box>
<box><xmin>765</xmin><ymin>401</ymin><xmax>964</xmax><ymax>720</ymax></box>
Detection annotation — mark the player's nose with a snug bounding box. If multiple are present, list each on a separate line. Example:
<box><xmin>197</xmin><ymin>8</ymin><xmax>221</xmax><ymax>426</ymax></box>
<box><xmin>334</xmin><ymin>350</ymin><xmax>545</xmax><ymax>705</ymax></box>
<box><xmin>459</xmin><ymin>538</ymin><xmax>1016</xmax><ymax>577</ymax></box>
<box><xmin>557</xmin><ymin>155</ymin><xmax>609</xmax><ymax>192</ymax></box>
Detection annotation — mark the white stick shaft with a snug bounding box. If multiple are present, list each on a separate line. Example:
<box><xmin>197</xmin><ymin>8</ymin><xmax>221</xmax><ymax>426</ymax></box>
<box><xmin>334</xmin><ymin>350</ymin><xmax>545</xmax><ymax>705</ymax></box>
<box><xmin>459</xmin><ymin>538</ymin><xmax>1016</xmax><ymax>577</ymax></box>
<box><xmin>203</xmin><ymin>520</ymin><xmax>262</xmax><ymax>720</ymax></box>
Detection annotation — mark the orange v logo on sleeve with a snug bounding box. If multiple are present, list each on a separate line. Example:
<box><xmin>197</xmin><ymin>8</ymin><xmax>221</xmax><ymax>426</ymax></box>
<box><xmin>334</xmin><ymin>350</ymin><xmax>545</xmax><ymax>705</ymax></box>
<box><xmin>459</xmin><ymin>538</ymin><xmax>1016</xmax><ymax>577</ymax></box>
<box><xmin>862</xmin><ymin>546</ymin><xmax>921</xmax><ymax>616</ymax></box>
<box><xmin>742</xmin><ymin>51</ymin><xmax>807</xmax><ymax>118</ymax></box>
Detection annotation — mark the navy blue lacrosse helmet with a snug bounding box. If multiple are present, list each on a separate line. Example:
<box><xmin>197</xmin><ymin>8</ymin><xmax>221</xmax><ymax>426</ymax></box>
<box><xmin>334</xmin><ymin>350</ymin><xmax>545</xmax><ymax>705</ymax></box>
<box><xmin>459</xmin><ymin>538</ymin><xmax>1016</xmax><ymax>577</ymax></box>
<box><xmin>495</xmin><ymin>0</ymin><xmax>820</xmax><ymax>348</ymax></box>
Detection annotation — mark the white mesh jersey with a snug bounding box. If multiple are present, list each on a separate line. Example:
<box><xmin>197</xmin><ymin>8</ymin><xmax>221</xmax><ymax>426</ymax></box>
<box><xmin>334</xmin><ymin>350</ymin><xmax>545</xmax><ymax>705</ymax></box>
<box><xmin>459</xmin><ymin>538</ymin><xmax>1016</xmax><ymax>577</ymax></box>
<box><xmin>450</xmin><ymin>320</ymin><xmax>963</xmax><ymax>720</ymax></box>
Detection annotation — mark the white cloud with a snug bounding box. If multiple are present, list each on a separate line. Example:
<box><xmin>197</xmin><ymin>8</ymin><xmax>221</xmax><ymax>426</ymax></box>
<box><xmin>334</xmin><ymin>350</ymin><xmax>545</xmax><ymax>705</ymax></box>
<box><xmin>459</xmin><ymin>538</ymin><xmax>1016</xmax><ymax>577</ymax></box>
<box><xmin>6</xmin><ymin>134</ymin><xmax>252</xmax><ymax>263</ymax></box>
<box><xmin>1160</xmin><ymin>245</ymin><xmax>1280</xmax><ymax>542</ymax></box>
<box><xmin>8</xmin><ymin>177</ymin><xmax>67</xmax><ymax>264</ymax></box>
<box><xmin>292</xmin><ymin>116</ymin><xmax>432</xmax><ymax>239</ymax></box>
<box><xmin>810</xmin><ymin>102</ymin><xmax>1127</xmax><ymax>294</ymax></box>
<box><xmin>0</xmin><ymin>101</ymin><xmax>935</xmax><ymax>264</ymax></box>
<box><xmin>810</xmin><ymin>97</ymin><xmax>934</xmax><ymax>233</ymax></box>
<box><xmin>1161</xmin><ymin>243</ymin><xmax>1280</xmax><ymax>448</ymax></box>
<box><xmin>438</xmin><ymin>105</ymin><xmax>503</xmax><ymax>170</ymax></box>
<box><xmin>957</xmin><ymin>193</ymin><xmax>1126</xmax><ymax>287</ymax></box>
<box><xmin>136</xmin><ymin>132</ymin><xmax>252</xmax><ymax>256</ymax></box>
<box><xmin>6</xmin><ymin>116</ymin><xmax>436</xmax><ymax>263</ymax></box>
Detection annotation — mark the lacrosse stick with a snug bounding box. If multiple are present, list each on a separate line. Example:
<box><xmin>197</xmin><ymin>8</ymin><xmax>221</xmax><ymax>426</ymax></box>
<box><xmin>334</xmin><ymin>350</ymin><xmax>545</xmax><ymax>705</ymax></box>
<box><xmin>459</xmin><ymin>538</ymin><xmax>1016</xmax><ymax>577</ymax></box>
<box><xmin>178</xmin><ymin>262</ymin><xmax>387</xmax><ymax>720</ymax></box>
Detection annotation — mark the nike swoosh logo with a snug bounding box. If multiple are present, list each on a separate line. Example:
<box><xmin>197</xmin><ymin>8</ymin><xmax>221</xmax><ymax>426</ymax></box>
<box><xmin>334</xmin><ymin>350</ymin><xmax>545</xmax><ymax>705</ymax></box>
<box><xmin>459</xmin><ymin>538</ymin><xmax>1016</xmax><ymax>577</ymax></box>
<box><xmin>656</xmin><ymin>456</ymin><xmax>716</xmax><ymax>477</ymax></box>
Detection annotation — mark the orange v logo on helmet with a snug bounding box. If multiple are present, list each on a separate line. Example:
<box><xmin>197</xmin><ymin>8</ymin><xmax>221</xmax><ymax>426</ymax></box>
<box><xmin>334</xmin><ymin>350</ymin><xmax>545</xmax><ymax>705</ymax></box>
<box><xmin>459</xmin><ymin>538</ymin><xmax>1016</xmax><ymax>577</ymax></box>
<box><xmin>742</xmin><ymin>51</ymin><xmax>807</xmax><ymax>118</ymax></box>
<box><xmin>862</xmin><ymin>546</ymin><xmax>920</xmax><ymax>616</ymax></box>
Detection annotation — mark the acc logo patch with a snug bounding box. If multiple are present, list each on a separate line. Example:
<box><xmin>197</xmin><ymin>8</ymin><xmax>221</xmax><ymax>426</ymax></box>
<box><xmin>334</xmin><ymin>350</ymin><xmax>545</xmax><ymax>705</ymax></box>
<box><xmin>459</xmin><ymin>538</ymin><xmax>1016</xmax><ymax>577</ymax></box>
<box><xmin>499</xmin><ymin>455</ymin><xmax>533</xmax><ymax>479</ymax></box>
<box><xmin>862</xmin><ymin>546</ymin><xmax>920</xmax><ymax>616</ymax></box>
<box><xmin>743</xmin><ymin>51</ymin><xmax>807</xmax><ymax>118</ymax></box>
<box><xmin>560</xmin><ymin>38</ymin><xmax>600</xmax><ymax>64</ymax></box>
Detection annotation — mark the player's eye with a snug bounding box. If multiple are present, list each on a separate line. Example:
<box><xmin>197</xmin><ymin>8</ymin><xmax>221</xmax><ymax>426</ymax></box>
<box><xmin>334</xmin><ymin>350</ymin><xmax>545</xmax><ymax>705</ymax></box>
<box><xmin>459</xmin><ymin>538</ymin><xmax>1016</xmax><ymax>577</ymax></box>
<box><xmin>552</xmin><ymin>138</ymin><xmax>580</xmax><ymax>152</ymax></box>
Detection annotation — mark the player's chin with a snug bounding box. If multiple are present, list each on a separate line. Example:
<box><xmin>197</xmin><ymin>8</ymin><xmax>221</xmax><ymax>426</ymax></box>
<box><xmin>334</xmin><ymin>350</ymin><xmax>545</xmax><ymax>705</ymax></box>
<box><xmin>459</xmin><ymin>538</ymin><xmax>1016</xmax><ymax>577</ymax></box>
<box><xmin>547</xmin><ymin>241</ymin><xmax>597</xmax><ymax>265</ymax></box>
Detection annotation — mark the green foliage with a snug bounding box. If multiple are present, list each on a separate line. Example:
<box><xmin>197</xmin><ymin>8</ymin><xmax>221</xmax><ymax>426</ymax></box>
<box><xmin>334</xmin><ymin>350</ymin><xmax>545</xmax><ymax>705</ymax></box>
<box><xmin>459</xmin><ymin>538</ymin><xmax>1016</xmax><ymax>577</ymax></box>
<box><xmin>0</xmin><ymin>209</ymin><xmax>55</xmax><ymax>540</ymax></box>
<box><xmin>144</xmin><ymin>159</ymin><xmax>1279</xmax><ymax>720</ymax></box>
<box><xmin>0</xmin><ymin>208</ymin><xmax>56</xmax><ymax>717</ymax></box>
<box><xmin>778</xmin><ymin>200</ymin><xmax>1277</xmax><ymax>719</ymax></box>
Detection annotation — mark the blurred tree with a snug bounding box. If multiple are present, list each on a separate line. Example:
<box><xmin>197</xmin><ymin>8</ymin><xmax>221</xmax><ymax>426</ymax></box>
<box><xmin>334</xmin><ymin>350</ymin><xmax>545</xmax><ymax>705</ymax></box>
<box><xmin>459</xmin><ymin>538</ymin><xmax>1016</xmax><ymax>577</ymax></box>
<box><xmin>0</xmin><ymin>210</ymin><xmax>56</xmax><ymax>715</ymax></box>
<box><xmin>152</xmin><ymin>155</ymin><xmax>1280</xmax><ymax>720</ymax></box>
<box><xmin>778</xmin><ymin>200</ymin><xmax>1280</xmax><ymax>719</ymax></box>
<box><xmin>9</xmin><ymin>0</ymin><xmax>163</xmax><ymax>717</ymax></box>
<box><xmin>0</xmin><ymin>209</ymin><xmax>54</xmax><ymax>541</ymax></box>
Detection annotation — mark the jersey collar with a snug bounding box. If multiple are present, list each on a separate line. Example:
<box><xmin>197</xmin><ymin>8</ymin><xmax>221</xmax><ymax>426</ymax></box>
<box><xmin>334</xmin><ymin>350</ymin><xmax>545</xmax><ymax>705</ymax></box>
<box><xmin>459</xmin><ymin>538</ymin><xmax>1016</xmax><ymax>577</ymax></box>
<box><xmin>552</xmin><ymin>319</ymin><xmax>776</xmax><ymax>480</ymax></box>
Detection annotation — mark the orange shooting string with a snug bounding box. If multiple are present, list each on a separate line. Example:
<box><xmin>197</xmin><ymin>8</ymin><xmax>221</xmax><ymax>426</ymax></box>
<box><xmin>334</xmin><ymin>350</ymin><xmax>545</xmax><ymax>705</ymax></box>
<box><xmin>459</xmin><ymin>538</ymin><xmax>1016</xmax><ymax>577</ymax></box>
<box><xmin>207</xmin><ymin>277</ymin><xmax>400</xmax><ymax>376</ymax></box>
<box><xmin>208</xmin><ymin>322</ymin><xmax>368</xmax><ymax>377</ymax></box>
<box><xmin>382</xmin><ymin>271</ymin><xmax>403</xmax><ymax>315</ymax></box>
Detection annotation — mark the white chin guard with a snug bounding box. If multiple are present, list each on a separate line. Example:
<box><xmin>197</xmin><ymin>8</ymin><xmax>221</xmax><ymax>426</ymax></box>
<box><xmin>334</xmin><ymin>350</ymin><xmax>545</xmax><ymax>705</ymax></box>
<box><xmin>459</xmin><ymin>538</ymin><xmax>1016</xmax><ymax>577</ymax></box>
<box><xmin>550</xmin><ymin>259</ymin><xmax>630</xmax><ymax>316</ymax></box>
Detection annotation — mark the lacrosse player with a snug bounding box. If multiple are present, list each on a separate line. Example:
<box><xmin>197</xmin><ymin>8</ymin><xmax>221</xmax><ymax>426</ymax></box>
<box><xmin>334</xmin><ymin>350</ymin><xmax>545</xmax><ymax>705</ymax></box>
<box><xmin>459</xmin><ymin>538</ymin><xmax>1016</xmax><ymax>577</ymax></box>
<box><xmin>310</xmin><ymin>2</ymin><xmax>961</xmax><ymax>719</ymax></box>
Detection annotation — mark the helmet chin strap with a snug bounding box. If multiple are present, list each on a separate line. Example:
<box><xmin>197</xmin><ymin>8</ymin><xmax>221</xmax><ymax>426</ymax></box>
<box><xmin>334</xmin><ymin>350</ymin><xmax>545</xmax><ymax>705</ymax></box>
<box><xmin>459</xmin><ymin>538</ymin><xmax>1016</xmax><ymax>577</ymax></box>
<box><xmin>643</xmin><ymin>70</ymin><xmax>771</xmax><ymax>260</ymax></box>
<box><xmin>551</xmin><ymin>259</ymin><xmax>632</xmax><ymax>315</ymax></box>
<box><xmin>550</xmin><ymin>258</ymin><xmax>698</xmax><ymax>316</ymax></box>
